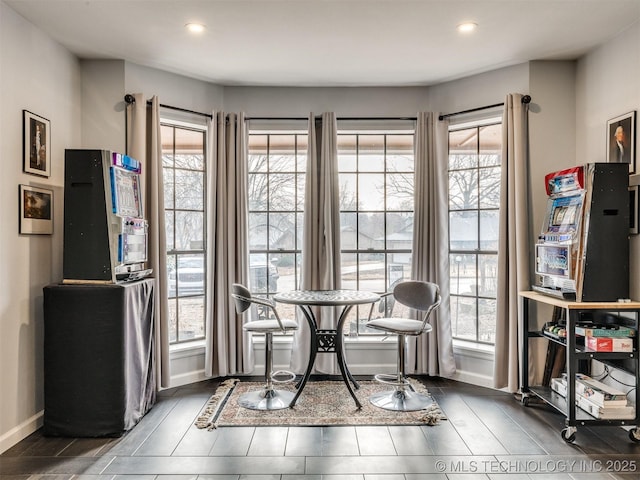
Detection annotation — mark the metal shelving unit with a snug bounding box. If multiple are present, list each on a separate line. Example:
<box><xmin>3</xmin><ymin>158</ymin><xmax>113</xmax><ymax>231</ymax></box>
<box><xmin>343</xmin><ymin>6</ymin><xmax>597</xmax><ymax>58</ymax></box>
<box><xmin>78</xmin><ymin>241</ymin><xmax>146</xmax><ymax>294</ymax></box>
<box><xmin>520</xmin><ymin>290</ymin><xmax>640</xmax><ymax>443</ymax></box>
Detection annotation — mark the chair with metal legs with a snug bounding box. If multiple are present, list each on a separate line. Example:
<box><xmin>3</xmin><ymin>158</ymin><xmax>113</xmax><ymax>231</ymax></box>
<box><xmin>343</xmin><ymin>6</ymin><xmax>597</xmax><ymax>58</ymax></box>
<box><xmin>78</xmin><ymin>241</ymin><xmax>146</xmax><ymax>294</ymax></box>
<box><xmin>231</xmin><ymin>283</ymin><xmax>298</xmax><ymax>410</ymax></box>
<box><xmin>366</xmin><ymin>280</ymin><xmax>442</xmax><ymax>411</ymax></box>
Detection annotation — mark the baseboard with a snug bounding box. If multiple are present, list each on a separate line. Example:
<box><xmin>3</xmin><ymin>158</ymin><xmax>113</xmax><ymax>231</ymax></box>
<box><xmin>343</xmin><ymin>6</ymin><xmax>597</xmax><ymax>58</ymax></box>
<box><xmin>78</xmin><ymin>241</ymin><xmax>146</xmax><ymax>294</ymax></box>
<box><xmin>169</xmin><ymin>369</ymin><xmax>209</xmax><ymax>388</ymax></box>
<box><xmin>0</xmin><ymin>411</ymin><xmax>43</xmax><ymax>455</ymax></box>
<box><xmin>449</xmin><ymin>369</ymin><xmax>494</xmax><ymax>389</ymax></box>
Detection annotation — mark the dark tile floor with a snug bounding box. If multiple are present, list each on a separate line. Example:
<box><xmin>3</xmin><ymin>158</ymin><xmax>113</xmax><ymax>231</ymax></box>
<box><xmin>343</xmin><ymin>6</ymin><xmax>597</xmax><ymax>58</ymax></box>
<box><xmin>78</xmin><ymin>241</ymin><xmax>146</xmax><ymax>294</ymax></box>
<box><xmin>1</xmin><ymin>377</ymin><xmax>639</xmax><ymax>479</ymax></box>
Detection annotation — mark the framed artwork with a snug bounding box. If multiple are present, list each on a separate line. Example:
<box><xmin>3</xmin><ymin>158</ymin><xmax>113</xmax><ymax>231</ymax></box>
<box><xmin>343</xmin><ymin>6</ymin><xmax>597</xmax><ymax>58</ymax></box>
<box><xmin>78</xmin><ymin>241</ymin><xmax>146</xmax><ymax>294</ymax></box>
<box><xmin>19</xmin><ymin>184</ymin><xmax>53</xmax><ymax>235</ymax></box>
<box><xmin>23</xmin><ymin>110</ymin><xmax>51</xmax><ymax>177</ymax></box>
<box><xmin>606</xmin><ymin>111</ymin><xmax>636</xmax><ymax>174</ymax></box>
<box><xmin>630</xmin><ymin>185</ymin><xmax>639</xmax><ymax>235</ymax></box>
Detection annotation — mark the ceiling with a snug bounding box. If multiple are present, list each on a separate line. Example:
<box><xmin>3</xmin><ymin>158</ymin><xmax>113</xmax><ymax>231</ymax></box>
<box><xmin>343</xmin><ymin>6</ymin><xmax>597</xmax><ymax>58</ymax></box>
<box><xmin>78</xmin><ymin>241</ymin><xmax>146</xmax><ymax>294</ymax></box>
<box><xmin>6</xmin><ymin>0</ymin><xmax>640</xmax><ymax>87</ymax></box>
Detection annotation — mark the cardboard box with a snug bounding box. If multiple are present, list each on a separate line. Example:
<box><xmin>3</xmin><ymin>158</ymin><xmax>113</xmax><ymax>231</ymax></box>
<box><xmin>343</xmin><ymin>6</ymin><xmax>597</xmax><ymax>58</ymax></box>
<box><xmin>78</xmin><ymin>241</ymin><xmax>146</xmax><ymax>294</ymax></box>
<box><xmin>585</xmin><ymin>336</ymin><xmax>633</xmax><ymax>352</ymax></box>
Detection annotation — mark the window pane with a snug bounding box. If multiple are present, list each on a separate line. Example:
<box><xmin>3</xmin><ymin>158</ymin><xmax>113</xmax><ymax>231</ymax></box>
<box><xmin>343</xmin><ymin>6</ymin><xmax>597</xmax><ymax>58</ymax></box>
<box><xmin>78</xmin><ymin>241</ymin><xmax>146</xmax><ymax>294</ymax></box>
<box><xmin>296</xmin><ymin>173</ymin><xmax>305</xmax><ymax>211</ymax></box>
<box><xmin>358</xmin><ymin>174</ymin><xmax>385</xmax><ymax>210</ymax></box>
<box><xmin>479</xmin><ymin>166</ymin><xmax>501</xmax><ymax>208</ymax></box>
<box><xmin>449</xmin><ymin>128</ymin><xmax>478</xmax><ymax>169</ymax></box>
<box><xmin>165</xmin><ymin>211</ymin><xmax>175</xmax><ymax>251</ymax></box>
<box><xmin>386</xmin><ymin>173</ymin><xmax>413</xmax><ymax>210</ymax></box>
<box><xmin>341</xmin><ymin>252</ymin><xmax>357</xmax><ymax>289</ymax></box>
<box><xmin>451</xmin><ymin>296</ymin><xmax>477</xmax><ymax>340</ymax></box>
<box><xmin>249</xmin><ymin>173</ymin><xmax>268</xmax><ymax>211</ymax></box>
<box><xmin>479</xmin><ymin>124</ymin><xmax>502</xmax><ymax>167</ymax></box>
<box><xmin>479</xmin><ymin>210</ymin><xmax>499</xmax><ymax>250</ymax></box>
<box><xmin>178</xmin><ymin>296</ymin><xmax>205</xmax><ymax>340</ymax></box>
<box><xmin>248</xmin><ymin>153</ymin><xmax>268</xmax><ymax>173</ymax></box>
<box><xmin>297</xmin><ymin>135</ymin><xmax>308</xmax><ymax>171</ymax></box>
<box><xmin>449</xmin><ymin>169</ymin><xmax>478</xmax><ymax>209</ymax></box>
<box><xmin>269</xmin><ymin>135</ymin><xmax>296</xmax><ymax>171</ymax></box>
<box><xmin>386</xmin><ymin>212</ymin><xmax>413</xmax><ymax>251</ymax></box>
<box><xmin>358</xmin><ymin>135</ymin><xmax>385</xmax><ymax>172</ymax></box>
<box><xmin>161</xmin><ymin>125</ymin><xmax>174</xmax><ymax>167</ymax></box>
<box><xmin>249</xmin><ymin>212</ymin><xmax>267</xmax><ymax>250</ymax></box>
<box><xmin>450</xmin><ymin>254</ymin><xmax>475</xmax><ymax>295</ymax></box>
<box><xmin>174</xmin><ymin>129</ymin><xmax>204</xmax><ymax>170</ymax></box>
<box><xmin>269</xmin><ymin>212</ymin><xmax>295</xmax><ymax>250</ymax></box>
<box><xmin>358</xmin><ymin>252</ymin><xmax>385</xmax><ymax>292</ymax></box>
<box><xmin>358</xmin><ymin>212</ymin><xmax>385</xmax><ymax>249</ymax></box>
<box><xmin>388</xmin><ymin>252</ymin><xmax>411</xmax><ymax>287</ymax></box>
<box><xmin>450</xmin><ymin>210</ymin><xmax>478</xmax><ymax>250</ymax></box>
<box><xmin>175</xmin><ymin>170</ymin><xmax>204</xmax><ymax>210</ymax></box>
<box><xmin>338</xmin><ymin>135</ymin><xmax>357</xmax><ymax>171</ymax></box>
<box><xmin>175</xmin><ymin>211</ymin><xmax>204</xmax><ymax>250</ymax></box>
<box><xmin>387</xmin><ymin>135</ymin><xmax>414</xmax><ymax>171</ymax></box>
<box><xmin>340</xmin><ymin>174</ymin><xmax>357</xmax><ymax>211</ymax></box>
<box><xmin>273</xmin><ymin>253</ymin><xmax>294</xmax><ymax>292</ymax></box>
<box><xmin>478</xmin><ymin>254</ymin><xmax>498</xmax><ymax>297</ymax></box>
<box><xmin>340</xmin><ymin>212</ymin><xmax>357</xmax><ymax>250</ymax></box>
<box><xmin>163</xmin><ymin>168</ymin><xmax>174</xmax><ymax>209</ymax></box>
<box><xmin>479</xmin><ymin>298</ymin><xmax>497</xmax><ymax>343</ymax></box>
<box><xmin>270</xmin><ymin>173</ymin><xmax>296</xmax><ymax>211</ymax></box>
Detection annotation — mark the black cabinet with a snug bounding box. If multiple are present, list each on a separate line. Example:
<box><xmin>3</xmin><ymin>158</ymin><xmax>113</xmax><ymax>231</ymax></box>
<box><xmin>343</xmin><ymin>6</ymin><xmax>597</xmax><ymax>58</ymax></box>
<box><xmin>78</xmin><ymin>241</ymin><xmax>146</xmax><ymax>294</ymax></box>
<box><xmin>43</xmin><ymin>279</ymin><xmax>156</xmax><ymax>436</ymax></box>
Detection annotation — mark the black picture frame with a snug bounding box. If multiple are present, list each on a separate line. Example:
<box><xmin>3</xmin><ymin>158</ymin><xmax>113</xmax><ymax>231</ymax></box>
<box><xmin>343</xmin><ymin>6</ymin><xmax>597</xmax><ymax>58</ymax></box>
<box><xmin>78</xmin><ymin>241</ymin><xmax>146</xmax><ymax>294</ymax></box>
<box><xmin>606</xmin><ymin>111</ymin><xmax>636</xmax><ymax>174</ymax></box>
<box><xmin>19</xmin><ymin>184</ymin><xmax>53</xmax><ymax>235</ymax></box>
<box><xmin>23</xmin><ymin>110</ymin><xmax>51</xmax><ymax>177</ymax></box>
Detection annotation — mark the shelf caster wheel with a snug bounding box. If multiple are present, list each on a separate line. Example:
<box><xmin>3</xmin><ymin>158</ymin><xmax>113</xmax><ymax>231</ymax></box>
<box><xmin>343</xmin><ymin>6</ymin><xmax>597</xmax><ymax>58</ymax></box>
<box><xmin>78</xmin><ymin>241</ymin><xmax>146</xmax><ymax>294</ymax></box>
<box><xmin>561</xmin><ymin>427</ymin><xmax>577</xmax><ymax>443</ymax></box>
<box><xmin>522</xmin><ymin>396</ymin><xmax>531</xmax><ymax>407</ymax></box>
<box><xmin>629</xmin><ymin>428</ymin><xmax>640</xmax><ymax>443</ymax></box>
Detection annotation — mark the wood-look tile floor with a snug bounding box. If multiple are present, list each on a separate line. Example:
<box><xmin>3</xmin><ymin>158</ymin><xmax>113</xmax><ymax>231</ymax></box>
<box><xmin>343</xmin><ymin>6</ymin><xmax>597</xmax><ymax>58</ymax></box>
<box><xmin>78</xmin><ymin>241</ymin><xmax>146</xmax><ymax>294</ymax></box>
<box><xmin>2</xmin><ymin>377</ymin><xmax>639</xmax><ymax>479</ymax></box>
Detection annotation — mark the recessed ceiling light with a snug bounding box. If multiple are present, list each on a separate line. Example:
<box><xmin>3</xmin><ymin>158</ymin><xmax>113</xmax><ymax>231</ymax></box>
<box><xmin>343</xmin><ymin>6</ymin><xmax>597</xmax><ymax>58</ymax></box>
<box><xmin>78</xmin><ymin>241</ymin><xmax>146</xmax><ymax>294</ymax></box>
<box><xmin>457</xmin><ymin>22</ymin><xmax>477</xmax><ymax>33</ymax></box>
<box><xmin>185</xmin><ymin>23</ymin><xmax>206</xmax><ymax>33</ymax></box>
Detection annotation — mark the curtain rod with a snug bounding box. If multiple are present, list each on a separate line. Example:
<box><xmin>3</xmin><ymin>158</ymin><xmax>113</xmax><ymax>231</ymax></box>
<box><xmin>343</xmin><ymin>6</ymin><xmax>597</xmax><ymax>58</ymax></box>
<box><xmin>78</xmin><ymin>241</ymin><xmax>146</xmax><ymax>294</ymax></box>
<box><xmin>248</xmin><ymin>116</ymin><xmax>416</xmax><ymax>121</ymax></box>
<box><xmin>124</xmin><ymin>94</ymin><xmax>213</xmax><ymax>119</ymax></box>
<box><xmin>438</xmin><ymin>95</ymin><xmax>531</xmax><ymax>121</ymax></box>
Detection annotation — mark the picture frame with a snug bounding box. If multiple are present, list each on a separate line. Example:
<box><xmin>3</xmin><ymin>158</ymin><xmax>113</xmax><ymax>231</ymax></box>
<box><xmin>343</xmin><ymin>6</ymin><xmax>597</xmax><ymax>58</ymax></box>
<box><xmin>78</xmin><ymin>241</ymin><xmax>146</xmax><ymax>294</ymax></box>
<box><xmin>23</xmin><ymin>110</ymin><xmax>51</xmax><ymax>177</ymax></box>
<box><xmin>606</xmin><ymin>111</ymin><xmax>636</xmax><ymax>174</ymax></box>
<box><xmin>19</xmin><ymin>184</ymin><xmax>53</xmax><ymax>235</ymax></box>
<box><xmin>630</xmin><ymin>185</ymin><xmax>638</xmax><ymax>235</ymax></box>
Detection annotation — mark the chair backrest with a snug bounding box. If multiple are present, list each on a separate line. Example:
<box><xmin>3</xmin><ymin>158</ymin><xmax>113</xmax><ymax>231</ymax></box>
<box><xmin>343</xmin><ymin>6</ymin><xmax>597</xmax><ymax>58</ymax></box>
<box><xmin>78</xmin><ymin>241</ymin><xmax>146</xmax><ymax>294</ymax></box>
<box><xmin>231</xmin><ymin>283</ymin><xmax>285</xmax><ymax>330</ymax></box>
<box><xmin>393</xmin><ymin>280</ymin><xmax>442</xmax><ymax>328</ymax></box>
<box><xmin>231</xmin><ymin>283</ymin><xmax>253</xmax><ymax>314</ymax></box>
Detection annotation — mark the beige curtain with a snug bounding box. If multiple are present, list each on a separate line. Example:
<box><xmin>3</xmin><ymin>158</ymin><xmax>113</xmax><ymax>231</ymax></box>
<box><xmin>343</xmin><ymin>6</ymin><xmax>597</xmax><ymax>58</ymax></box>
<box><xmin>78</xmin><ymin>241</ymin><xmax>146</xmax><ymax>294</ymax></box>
<box><xmin>494</xmin><ymin>94</ymin><xmax>531</xmax><ymax>391</ymax></box>
<box><xmin>126</xmin><ymin>94</ymin><xmax>171</xmax><ymax>388</ymax></box>
<box><xmin>408</xmin><ymin>112</ymin><xmax>456</xmax><ymax>377</ymax></box>
<box><xmin>290</xmin><ymin>112</ymin><xmax>342</xmax><ymax>374</ymax></box>
<box><xmin>204</xmin><ymin>112</ymin><xmax>253</xmax><ymax>377</ymax></box>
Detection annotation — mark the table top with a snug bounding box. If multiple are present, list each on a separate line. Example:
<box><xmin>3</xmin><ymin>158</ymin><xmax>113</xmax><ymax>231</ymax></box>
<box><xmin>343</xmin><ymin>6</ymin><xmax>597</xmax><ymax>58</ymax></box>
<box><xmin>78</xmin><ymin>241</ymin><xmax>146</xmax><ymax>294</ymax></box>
<box><xmin>274</xmin><ymin>289</ymin><xmax>380</xmax><ymax>306</ymax></box>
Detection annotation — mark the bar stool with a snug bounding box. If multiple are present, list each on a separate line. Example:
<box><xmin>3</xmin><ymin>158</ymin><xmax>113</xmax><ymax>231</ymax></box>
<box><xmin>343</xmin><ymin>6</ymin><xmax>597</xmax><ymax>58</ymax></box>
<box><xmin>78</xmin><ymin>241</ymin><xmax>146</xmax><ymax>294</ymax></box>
<box><xmin>231</xmin><ymin>283</ymin><xmax>298</xmax><ymax>410</ymax></box>
<box><xmin>366</xmin><ymin>280</ymin><xmax>441</xmax><ymax>411</ymax></box>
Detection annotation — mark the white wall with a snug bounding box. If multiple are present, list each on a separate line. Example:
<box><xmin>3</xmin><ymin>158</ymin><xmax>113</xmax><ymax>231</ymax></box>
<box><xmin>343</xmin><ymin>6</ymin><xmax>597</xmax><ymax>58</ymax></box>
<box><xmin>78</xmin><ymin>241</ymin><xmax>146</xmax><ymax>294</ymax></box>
<box><xmin>0</xmin><ymin>1</ymin><xmax>81</xmax><ymax>453</ymax></box>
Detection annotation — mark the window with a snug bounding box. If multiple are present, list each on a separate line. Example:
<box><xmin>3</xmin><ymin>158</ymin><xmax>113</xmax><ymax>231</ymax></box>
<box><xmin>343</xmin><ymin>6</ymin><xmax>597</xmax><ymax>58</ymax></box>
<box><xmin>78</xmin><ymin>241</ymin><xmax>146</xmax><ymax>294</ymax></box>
<box><xmin>448</xmin><ymin>121</ymin><xmax>502</xmax><ymax>344</ymax></box>
<box><xmin>161</xmin><ymin>122</ymin><xmax>207</xmax><ymax>344</ymax></box>
<box><xmin>338</xmin><ymin>131</ymin><xmax>415</xmax><ymax>335</ymax></box>
<box><xmin>247</xmin><ymin>132</ymin><xmax>308</xmax><ymax>321</ymax></box>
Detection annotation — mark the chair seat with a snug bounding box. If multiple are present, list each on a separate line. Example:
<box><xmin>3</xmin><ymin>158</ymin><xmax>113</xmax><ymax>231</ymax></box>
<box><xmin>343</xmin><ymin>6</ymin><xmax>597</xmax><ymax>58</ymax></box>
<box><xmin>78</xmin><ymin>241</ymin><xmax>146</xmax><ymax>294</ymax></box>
<box><xmin>367</xmin><ymin>317</ymin><xmax>433</xmax><ymax>336</ymax></box>
<box><xmin>243</xmin><ymin>318</ymin><xmax>298</xmax><ymax>333</ymax></box>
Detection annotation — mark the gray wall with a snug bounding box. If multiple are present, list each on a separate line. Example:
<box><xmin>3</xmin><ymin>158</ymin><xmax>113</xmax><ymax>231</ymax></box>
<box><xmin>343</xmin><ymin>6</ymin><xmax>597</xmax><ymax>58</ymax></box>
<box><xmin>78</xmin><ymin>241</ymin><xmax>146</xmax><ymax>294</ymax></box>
<box><xmin>0</xmin><ymin>1</ymin><xmax>81</xmax><ymax>453</ymax></box>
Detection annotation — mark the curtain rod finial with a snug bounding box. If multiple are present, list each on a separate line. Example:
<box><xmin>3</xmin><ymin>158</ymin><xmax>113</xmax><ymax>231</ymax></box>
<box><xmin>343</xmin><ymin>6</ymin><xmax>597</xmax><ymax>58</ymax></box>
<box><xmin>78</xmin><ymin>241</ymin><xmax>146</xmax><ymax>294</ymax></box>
<box><xmin>522</xmin><ymin>95</ymin><xmax>531</xmax><ymax>104</ymax></box>
<box><xmin>124</xmin><ymin>94</ymin><xmax>135</xmax><ymax>104</ymax></box>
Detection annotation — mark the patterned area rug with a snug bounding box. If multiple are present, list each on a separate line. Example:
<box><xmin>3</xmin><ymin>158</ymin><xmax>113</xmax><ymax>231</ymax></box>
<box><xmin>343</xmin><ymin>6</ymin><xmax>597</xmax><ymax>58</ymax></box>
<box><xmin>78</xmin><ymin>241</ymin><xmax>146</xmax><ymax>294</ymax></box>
<box><xmin>195</xmin><ymin>378</ymin><xmax>446</xmax><ymax>429</ymax></box>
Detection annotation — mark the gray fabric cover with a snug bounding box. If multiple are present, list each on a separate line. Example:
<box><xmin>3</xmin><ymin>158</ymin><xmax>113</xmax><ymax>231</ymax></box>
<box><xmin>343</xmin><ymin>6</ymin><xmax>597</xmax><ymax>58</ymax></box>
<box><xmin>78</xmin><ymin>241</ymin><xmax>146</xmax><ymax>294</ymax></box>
<box><xmin>43</xmin><ymin>279</ymin><xmax>156</xmax><ymax>437</ymax></box>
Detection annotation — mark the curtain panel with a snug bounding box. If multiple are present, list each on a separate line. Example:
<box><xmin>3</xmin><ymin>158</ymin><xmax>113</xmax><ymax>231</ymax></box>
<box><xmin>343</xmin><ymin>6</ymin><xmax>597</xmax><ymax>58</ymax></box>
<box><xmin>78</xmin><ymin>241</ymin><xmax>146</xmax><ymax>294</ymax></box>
<box><xmin>204</xmin><ymin>112</ymin><xmax>254</xmax><ymax>377</ymax></box>
<box><xmin>408</xmin><ymin>112</ymin><xmax>456</xmax><ymax>377</ymax></box>
<box><xmin>494</xmin><ymin>94</ymin><xmax>531</xmax><ymax>392</ymax></box>
<box><xmin>125</xmin><ymin>94</ymin><xmax>171</xmax><ymax>388</ymax></box>
<box><xmin>290</xmin><ymin>112</ymin><xmax>342</xmax><ymax>374</ymax></box>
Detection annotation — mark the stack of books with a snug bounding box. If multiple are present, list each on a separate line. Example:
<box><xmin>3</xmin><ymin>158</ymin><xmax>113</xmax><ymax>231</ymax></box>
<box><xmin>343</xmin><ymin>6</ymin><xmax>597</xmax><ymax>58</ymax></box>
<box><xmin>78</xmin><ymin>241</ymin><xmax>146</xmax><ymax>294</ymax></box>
<box><xmin>575</xmin><ymin>324</ymin><xmax>635</xmax><ymax>352</ymax></box>
<box><xmin>550</xmin><ymin>373</ymin><xmax>634</xmax><ymax>419</ymax></box>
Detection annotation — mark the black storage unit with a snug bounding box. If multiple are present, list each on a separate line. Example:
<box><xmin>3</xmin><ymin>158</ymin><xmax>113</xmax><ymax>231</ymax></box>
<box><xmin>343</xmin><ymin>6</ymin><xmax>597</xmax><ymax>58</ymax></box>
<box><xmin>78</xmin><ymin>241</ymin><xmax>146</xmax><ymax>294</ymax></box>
<box><xmin>43</xmin><ymin>279</ymin><xmax>156</xmax><ymax>437</ymax></box>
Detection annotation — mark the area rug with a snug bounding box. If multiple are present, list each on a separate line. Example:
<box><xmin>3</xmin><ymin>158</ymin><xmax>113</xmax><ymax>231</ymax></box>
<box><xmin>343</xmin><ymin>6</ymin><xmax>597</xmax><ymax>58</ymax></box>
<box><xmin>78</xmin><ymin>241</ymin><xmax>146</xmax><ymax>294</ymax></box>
<box><xmin>195</xmin><ymin>378</ymin><xmax>446</xmax><ymax>429</ymax></box>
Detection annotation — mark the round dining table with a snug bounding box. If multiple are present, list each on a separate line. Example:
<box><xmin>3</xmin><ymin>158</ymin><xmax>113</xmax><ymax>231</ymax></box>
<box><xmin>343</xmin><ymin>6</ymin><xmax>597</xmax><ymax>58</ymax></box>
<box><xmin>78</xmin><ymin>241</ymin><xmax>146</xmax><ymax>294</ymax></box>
<box><xmin>273</xmin><ymin>289</ymin><xmax>380</xmax><ymax>408</ymax></box>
